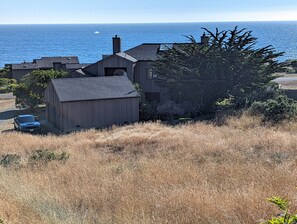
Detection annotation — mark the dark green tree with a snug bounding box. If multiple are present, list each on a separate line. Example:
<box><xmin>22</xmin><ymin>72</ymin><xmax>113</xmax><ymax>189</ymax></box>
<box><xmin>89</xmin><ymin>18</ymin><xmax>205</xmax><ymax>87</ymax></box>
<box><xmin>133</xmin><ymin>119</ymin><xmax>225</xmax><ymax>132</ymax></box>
<box><xmin>13</xmin><ymin>69</ymin><xmax>67</xmax><ymax>110</ymax></box>
<box><xmin>0</xmin><ymin>66</ymin><xmax>10</xmax><ymax>78</ymax></box>
<box><xmin>154</xmin><ymin>27</ymin><xmax>284</xmax><ymax>114</ymax></box>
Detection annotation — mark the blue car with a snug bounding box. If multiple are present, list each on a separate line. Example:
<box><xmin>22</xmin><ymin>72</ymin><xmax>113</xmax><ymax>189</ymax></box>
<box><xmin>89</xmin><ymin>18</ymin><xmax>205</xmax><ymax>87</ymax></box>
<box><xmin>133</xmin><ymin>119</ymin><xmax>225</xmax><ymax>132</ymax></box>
<box><xmin>14</xmin><ymin>115</ymin><xmax>41</xmax><ymax>133</ymax></box>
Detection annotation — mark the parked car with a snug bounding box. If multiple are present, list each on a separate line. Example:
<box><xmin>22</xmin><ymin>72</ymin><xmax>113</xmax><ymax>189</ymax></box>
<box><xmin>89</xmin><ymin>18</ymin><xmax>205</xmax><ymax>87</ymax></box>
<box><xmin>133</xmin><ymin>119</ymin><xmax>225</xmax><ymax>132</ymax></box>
<box><xmin>14</xmin><ymin>115</ymin><xmax>41</xmax><ymax>133</ymax></box>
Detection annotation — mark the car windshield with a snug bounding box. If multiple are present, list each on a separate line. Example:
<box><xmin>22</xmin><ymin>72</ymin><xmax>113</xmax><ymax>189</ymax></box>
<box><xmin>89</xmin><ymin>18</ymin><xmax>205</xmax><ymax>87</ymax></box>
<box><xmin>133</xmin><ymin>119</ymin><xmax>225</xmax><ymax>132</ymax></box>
<box><xmin>18</xmin><ymin>116</ymin><xmax>35</xmax><ymax>123</ymax></box>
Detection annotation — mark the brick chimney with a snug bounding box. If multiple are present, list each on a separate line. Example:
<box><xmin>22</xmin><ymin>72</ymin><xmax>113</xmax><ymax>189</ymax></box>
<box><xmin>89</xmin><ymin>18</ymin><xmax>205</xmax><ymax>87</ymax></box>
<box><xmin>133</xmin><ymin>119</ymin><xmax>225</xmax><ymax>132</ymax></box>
<box><xmin>112</xmin><ymin>35</ymin><xmax>121</xmax><ymax>54</ymax></box>
<box><xmin>201</xmin><ymin>33</ymin><xmax>210</xmax><ymax>45</ymax></box>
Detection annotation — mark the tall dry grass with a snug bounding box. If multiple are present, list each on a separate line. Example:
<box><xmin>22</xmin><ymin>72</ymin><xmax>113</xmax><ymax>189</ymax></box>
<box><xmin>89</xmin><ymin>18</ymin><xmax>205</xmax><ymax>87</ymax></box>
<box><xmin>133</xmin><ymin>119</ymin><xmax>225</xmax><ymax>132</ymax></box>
<box><xmin>1</xmin><ymin>115</ymin><xmax>297</xmax><ymax>223</ymax></box>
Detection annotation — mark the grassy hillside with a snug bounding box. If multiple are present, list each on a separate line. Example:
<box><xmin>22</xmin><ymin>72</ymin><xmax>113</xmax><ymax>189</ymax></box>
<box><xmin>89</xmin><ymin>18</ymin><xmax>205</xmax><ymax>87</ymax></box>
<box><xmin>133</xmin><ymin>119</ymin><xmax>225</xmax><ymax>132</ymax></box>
<box><xmin>1</xmin><ymin>116</ymin><xmax>297</xmax><ymax>223</ymax></box>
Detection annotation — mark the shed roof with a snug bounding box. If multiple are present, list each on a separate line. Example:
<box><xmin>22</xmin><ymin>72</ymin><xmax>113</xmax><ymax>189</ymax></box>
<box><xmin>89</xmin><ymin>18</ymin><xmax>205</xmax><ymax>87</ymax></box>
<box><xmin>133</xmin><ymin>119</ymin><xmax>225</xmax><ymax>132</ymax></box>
<box><xmin>51</xmin><ymin>76</ymin><xmax>139</xmax><ymax>102</ymax></box>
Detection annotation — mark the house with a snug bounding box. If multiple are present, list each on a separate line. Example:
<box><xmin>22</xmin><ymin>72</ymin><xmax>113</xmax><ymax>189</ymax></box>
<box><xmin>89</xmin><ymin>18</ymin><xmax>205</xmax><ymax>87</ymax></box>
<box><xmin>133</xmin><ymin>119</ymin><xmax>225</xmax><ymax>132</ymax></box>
<box><xmin>274</xmin><ymin>76</ymin><xmax>297</xmax><ymax>100</ymax></box>
<box><xmin>45</xmin><ymin>34</ymin><xmax>208</xmax><ymax>131</ymax></box>
<box><xmin>69</xmin><ymin>34</ymin><xmax>209</xmax><ymax>104</ymax></box>
<box><xmin>6</xmin><ymin>56</ymin><xmax>90</xmax><ymax>81</ymax></box>
<box><xmin>45</xmin><ymin>76</ymin><xmax>139</xmax><ymax>132</ymax></box>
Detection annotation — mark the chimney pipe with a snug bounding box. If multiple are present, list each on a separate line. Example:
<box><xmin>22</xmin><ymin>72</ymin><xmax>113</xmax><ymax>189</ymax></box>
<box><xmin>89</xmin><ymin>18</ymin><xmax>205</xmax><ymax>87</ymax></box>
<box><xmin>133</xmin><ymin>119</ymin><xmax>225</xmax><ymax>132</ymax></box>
<box><xmin>112</xmin><ymin>35</ymin><xmax>121</xmax><ymax>54</ymax></box>
<box><xmin>201</xmin><ymin>33</ymin><xmax>210</xmax><ymax>45</ymax></box>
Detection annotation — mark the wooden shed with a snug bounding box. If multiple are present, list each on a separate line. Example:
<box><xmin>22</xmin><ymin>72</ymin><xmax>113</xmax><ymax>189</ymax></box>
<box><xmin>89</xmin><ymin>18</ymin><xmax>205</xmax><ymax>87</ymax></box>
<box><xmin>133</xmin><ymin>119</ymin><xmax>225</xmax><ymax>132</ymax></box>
<box><xmin>45</xmin><ymin>76</ymin><xmax>139</xmax><ymax>132</ymax></box>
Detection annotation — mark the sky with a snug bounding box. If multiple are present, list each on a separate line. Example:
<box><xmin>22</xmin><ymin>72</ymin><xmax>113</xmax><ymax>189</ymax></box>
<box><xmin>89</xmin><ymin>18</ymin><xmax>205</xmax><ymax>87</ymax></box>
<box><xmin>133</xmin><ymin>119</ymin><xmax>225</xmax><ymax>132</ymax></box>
<box><xmin>0</xmin><ymin>0</ymin><xmax>297</xmax><ymax>24</ymax></box>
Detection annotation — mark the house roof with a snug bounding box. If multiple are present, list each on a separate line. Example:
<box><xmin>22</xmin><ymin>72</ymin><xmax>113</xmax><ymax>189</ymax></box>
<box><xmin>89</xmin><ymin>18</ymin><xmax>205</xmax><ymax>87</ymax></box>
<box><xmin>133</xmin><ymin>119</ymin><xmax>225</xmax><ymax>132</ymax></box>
<box><xmin>10</xmin><ymin>56</ymin><xmax>80</xmax><ymax>70</ymax></box>
<box><xmin>115</xmin><ymin>52</ymin><xmax>138</xmax><ymax>62</ymax></box>
<box><xmin>11</xmin><ymin>62</ymin><xmax>38</xmax><ymax>70</ymax></box>
<box><xmin>124</xmin><ymin>43</ymin><xmax>191</xmax><ymax>61</ymax></box>
<box><xmin>67</xmin><ymin>68</ymin><xmax>96</xmax><ymax>78</ymax></box>
<box><xmin>65</xmin><ymin>63</ymin><xmax>91</xmax><ymax>70</ymax></box>
<box><xmin>51</xmin><ymin>76</ymin><xmax>139</xmax><ymax>102</ymax></box>
<box><xmin>35</xmin><ymin>56</ymin><xmax>79</xmax><ymax>68</ymax></box>
<box><xmin>124</xmin><ymin>44</ymin><xmax>161</xmax><ymax>61</ymax></box>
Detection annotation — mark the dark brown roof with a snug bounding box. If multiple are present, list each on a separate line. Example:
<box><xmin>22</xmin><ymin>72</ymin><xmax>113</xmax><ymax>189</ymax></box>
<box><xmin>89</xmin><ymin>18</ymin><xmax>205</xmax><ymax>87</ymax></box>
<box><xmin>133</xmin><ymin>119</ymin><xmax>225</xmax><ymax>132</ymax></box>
<box><xmin>51</xmin><ymin>76</ymin><xmax>139</xmax><ymax>102</ymax></box>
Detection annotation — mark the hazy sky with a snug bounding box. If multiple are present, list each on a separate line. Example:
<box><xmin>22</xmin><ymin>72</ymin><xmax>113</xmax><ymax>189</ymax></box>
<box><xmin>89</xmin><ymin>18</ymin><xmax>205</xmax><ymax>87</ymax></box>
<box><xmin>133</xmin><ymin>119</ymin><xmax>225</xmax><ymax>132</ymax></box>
<box><xmin>1</xmin><ymin>0</ymin><xmax>297</xmax><ymax>24</ymax></box>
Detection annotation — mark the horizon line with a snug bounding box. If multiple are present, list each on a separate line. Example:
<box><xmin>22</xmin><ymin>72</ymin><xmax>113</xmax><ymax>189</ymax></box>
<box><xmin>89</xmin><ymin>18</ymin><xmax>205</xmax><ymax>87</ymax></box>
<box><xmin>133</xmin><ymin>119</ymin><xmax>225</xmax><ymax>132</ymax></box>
<box><xmin>1</xmin><ymin>19</ymin><xmax>297</xmax><ymax>25</ymax></box>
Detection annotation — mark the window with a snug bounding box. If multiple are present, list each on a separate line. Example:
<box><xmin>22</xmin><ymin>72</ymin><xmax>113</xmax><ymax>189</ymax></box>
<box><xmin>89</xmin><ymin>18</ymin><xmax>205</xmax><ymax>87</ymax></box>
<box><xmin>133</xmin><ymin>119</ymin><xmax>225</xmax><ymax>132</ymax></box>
<box><xmin>145</xmin><ymin>92</ymin><xmax>160</xmax><ymax>103</ymax></box>
<box><xmin>146</xmin><ymin>68</ymin><xmax>157</xmax><ymax>79</ymax></box>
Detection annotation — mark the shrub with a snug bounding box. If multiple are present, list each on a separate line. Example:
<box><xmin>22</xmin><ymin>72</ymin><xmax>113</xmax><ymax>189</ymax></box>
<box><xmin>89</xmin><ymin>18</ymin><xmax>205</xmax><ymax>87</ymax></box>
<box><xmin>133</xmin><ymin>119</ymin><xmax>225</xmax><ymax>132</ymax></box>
<box><xmin>0</xmin><ymin>78</ymin><xmax>17</xmax><ymax>93</ymax></box>
<box><xmin>157</xmin><ymin>101</ymin><xmax>185</xmax><ymax>118</ymax></box>
<box><xmin>0</xmin><ymin>66</ymin><xmax>10</xmax><ymax>78</ymax></box>
<box><xmin>291</xmin><ymin>60</ymin><xmax>297</xmax><ymax>68</ymax></box>
<box><xmin>140</xmin><ymin>101</ymin><xmax>158</xmax><ymax>120</ymax></box>
<box><xmin>29</xmin><ymin>150</ymin><xmax>69</xmax><ymax>165</ymax></box>
<box><xmin>249</xmin><ymin>95</ymin><xmax>297</xmax><ymax>123</ymax></box>
<box><xmin>0</xmin><ymin>154</ymin><xmax>21</xmax><ymax>168</ymax></box>
<box><xmin>261</xmin><ymin>196</ymin><xmax>297</xmax><ymax>224</ymax></box>
<box><xmin>13</xmin><ymin>69</ymin><xmax>68</xmax><ymax>110</ymax></box>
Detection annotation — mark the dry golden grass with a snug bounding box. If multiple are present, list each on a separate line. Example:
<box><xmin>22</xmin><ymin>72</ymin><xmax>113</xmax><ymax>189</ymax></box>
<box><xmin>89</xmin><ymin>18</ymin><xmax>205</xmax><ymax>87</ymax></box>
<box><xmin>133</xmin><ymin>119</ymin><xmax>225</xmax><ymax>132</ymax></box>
<box><xmin>1</xmin><ymin>115</ymin><xmax>297</xmax><ymax>223</ymax></box>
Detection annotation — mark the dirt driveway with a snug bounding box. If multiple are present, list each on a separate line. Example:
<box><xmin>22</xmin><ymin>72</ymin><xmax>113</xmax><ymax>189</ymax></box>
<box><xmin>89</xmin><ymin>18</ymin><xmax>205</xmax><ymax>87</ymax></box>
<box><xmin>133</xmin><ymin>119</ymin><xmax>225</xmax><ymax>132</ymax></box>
<box><xmin>0</xmin><ymin>93</ymin><xmax>23</xmax><ymax>131</ymax></box>
<box><xmin>0</xmin><ymin>93</ymin><xmax>52</xmax><ymax>134</ymax></box>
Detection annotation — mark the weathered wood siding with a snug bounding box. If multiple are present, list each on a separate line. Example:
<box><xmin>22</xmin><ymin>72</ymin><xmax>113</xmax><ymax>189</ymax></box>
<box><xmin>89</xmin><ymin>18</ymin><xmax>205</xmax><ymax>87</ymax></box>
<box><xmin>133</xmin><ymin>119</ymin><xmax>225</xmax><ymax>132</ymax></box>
<box><xmin>97</xmin><ymin>56</ymin><xmax>135</xmax><ymax>81</ymax></box>
<box><xmin>46</xmin><ymin>83</ymin><xmax>139</xmax><ymax>132</ymax></box>
<box><xmin>134</xmin><ymin>61</ymin><xmax>169</xmax><ymax>103</ymax></box>
<box><xmin>45</xmin><ymin>82</ymin><xmax>63</xmax><ymax>129</ymax></box>
<box><xmin>60</xmin><ymin>98</ymin><xmax>139</xmax><ymax>132</ymax></box>
<box><xmin>83</xmin><ymin>55</ymin><xmax>135</xmax><ymax>81</ymax></box>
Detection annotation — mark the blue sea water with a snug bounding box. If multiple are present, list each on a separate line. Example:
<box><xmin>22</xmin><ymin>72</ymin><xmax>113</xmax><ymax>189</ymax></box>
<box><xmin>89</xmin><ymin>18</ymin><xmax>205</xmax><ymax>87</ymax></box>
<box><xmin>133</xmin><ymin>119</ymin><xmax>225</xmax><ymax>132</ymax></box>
<box><xmin>0</xmin><ymin>21</ymin><xmax>297</xmax><ymax>67</ymax></box>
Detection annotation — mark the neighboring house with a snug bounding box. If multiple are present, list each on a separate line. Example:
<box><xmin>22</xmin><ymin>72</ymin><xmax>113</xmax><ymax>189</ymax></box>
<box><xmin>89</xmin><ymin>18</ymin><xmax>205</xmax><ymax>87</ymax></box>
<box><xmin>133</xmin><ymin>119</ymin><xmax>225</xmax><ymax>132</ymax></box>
<box><xmin>69</xmin><ymin>34</ymin><xmax>209</xmax><ymax>104</ymax></box>
<box><xmin>274</xmin><ymin>76</ymin><xmax>297</xmax><ymax>100</ymax></box>
<box><xmin>45</xmin><ymin>76</ymin><xmax>139</xmax><ymax>132</ymax></box>
<box><xmin>6</xmin><ymin>56</ymin><xmax>90</xmax><ymax>81</ymax></box>
<box><xmin>8</xmin><ymin>63</ymin><xmax>39</xmax><ymax>81</ymax></box>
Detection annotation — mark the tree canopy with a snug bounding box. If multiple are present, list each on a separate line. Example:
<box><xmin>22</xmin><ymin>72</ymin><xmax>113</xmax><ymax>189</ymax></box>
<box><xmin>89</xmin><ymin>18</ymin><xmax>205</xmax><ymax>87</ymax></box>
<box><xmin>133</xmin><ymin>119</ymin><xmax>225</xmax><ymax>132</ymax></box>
<box><xmin>13</xmin><ymin>69</ymin><xmax>68</xmax><ymax>110</ymax></box>
<box><xmin>0</xmin><ymin>66</ymin><xmax>10</xmax><ymax>78</ymax></box>
<box><xmin>154</xmin><ymin>27</ymin><xmax>284</xmax><ymax>114</ymax></box>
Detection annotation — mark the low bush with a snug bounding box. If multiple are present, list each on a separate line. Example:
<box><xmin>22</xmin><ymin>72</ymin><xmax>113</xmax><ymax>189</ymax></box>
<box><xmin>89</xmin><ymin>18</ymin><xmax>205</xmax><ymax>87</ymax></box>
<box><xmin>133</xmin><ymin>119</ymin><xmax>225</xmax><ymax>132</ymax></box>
<box><xmin>0</xmin><ymin>66</ymin><xmax>10</xmax><ymax>78</ymax></box>
<box><xmin>249</xmin><ymin>95</ymin><xmax>297</xmax><ymax>123</ymax></box>
<box><xmin>29</xmin><ymin>150</ymin><xmax>69</xmax><ymax>165</ymax></box>
<box><xmin>140</xmin><ymin>101</ymin><xmax>158</xmax><ymax>120</ymax></box>
<box><xmin>291</xmin><ymin>60</ymin><xmax>297</xmax><ymax>69</ymax></box>
<box><xmin>0</xmin><ymin>78</ymin><xmax>17</xmax><ymax>93</ymax></box>
<box><xmin>0</xmin><ymin>154</ymin><xmax>21</xmax><ymax>168</ymax></box>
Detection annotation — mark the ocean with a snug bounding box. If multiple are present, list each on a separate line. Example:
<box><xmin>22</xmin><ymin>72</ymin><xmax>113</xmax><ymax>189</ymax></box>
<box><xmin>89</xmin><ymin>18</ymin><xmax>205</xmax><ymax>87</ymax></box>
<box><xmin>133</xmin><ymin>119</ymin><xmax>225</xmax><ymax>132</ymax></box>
<box><xmin>0</xmin><ymin>21</ymin><xmax>297</xmax><ymax>67</ymax></box>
